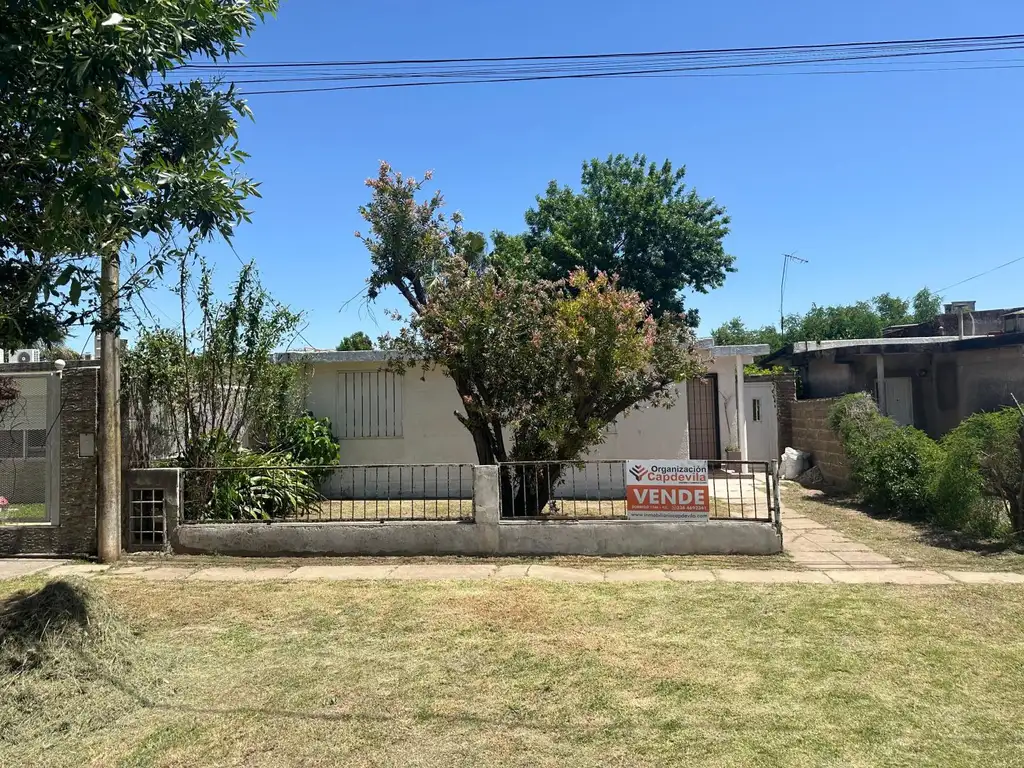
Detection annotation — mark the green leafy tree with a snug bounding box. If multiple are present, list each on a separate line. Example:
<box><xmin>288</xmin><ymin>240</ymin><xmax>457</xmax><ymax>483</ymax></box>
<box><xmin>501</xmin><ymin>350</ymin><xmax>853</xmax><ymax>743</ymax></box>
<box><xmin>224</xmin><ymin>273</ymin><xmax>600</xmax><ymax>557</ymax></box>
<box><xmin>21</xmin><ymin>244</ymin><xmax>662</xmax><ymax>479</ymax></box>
<box><xmin>712</xmin><ymin>287</ymin><xmax>942</xmax><ymax>353</ymax></box>
<box><xmin>122</xmin><ymin>260</ymin><xmax>303</xmax><ymax>468</ymax></box>
<box><xmin>493</xmin><ymin>154</ymin><xmax>733</xmax><ymax>324</ymax></box>
<box><xmin>336</xmin><ymin>332</ymin><xmax>374</xmax><ymax>351</ymax></box>
<box><xmin>912</xmin><ymin>288</ymin><xmax>942</xmax><ymax>323</ymax></box>
<box><xmin>0</xmin><ymin>0</ymin><xmax>277</xmax><ymax>348</ymax></box>
<box><xmin>357</xmin><ymin>163</ymin><xmax>704</xmax><ymax>514</ymax></box>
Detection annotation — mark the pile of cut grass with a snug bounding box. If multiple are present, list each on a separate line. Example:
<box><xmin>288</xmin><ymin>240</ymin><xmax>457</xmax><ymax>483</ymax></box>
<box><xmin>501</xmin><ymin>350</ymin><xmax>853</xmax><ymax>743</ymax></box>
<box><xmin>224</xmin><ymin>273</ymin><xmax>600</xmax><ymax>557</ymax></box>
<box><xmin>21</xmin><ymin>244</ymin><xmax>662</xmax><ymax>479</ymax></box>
<box><xmin>0</xmin><ymin>578</ymin><xmax>142</xmax><ymax>746</ymax></box>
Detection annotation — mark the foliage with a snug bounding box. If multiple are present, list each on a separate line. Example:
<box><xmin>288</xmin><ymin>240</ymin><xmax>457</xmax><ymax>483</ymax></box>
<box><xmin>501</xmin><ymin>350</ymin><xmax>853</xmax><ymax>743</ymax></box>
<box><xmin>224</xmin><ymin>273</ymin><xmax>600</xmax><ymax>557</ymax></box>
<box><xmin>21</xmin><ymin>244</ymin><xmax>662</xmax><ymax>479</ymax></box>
<box><xmin>743</xmin><ymin>363</ymin><xmax>789</xmax><ymax>377</ymax></box>
<box><xmin>336</xmin><ymin>331</ymin><xmax>374</xmax><ymax>351</ymax></box>
<box><xmin>932</xmin><ymin>437</ymin><xmax>1005</xmax><ymax>537</ymax></box>
<box><xmin>0</xmin><ymin>0</ymin><xmax>277</xmax><ymax>347</ymax></box>
<box><xmin>358</xmin><ymin>162</ymin><xmax>704</xmax><ymax>513</ymax></box>
<box><xmin>711</xmin><ymin>287</ymin><xmax>943</xmax><ymax>353</ymax></box>
<box><xmin>491</xmin><ymin>153</ymin><xmax>733</xmax><ymax>323</ymax></box>
<box><xmin>828</xmin><ymin>394</ymin><xmax>1023</xmax><ymax>536</ymax></box>
<box><xmin>183</xmin><ymin>438</ymin><xmax>320</xmax><ymax>522</ymax></box>
<box><xmin>122</xmin><ymin>260</ymin><xmax>305</xmax><ymax>467</ymax></box>
<box><xmin>828</xmin><ymin>393</ymin><xmax>899</xmax><ymax>491</ymax></box>
<box><xmin>941</xmin><ymin>409</ymin><xmax>1024</xmax><ymax>534</ymax></box>
<box><xmin>862</xmin><ymin>427</ymin><xmax>944</xmax><ymax>518</ymax></box>
<box><xmin>277</xmin><ymin>416</ymin><xmax>340</xmax><ymax>480</ymax></box>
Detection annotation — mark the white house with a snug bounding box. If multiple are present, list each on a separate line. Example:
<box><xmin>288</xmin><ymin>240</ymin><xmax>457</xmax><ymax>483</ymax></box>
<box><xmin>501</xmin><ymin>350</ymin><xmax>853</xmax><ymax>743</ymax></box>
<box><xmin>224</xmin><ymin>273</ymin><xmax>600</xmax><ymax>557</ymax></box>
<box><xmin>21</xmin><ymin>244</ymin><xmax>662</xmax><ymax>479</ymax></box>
<box><xmin>277</xmin><ymin>342</ymin><xmax>775</xmax><ymax>472</ymax></box>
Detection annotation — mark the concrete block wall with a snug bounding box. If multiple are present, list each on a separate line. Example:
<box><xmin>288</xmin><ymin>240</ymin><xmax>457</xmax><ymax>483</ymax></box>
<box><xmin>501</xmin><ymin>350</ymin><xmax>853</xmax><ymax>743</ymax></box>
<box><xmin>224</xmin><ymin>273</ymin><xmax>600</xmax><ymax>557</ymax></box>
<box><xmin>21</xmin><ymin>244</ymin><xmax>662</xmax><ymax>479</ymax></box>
<box><xmin>0</xmin><ymin>363</ymin><xmax>99</xmax><ymax>555</ymax></box>
<box><xmin>790</xmin><ymin>397</ymin><xmax>851</xmax><ymax>488</ymax></box>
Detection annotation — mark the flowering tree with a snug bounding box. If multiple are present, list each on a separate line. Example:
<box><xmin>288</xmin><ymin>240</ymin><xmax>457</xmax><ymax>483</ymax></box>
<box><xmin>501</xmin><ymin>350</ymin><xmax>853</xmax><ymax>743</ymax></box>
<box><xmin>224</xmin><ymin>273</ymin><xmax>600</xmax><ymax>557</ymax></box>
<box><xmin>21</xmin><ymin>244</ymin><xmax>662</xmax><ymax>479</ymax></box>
<box><xmin>357</xmin><ymin>163</ymin><xmax>704</xmax><ymax>514</ymax></box>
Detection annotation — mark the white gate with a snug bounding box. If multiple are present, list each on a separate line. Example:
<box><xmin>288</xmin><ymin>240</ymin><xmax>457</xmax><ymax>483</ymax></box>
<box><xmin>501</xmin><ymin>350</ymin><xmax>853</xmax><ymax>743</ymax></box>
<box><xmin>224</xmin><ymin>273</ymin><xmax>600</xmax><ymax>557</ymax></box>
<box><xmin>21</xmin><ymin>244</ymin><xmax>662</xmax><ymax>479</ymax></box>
<box><xmin>0</xmin><ymin>373</ymin><xmax>60</xmax><ymax>524</ymax></box>
<box><xmin>744</xmin><ymin>382</ymin><xmax>779</xmax><ymax>461</ymax></box>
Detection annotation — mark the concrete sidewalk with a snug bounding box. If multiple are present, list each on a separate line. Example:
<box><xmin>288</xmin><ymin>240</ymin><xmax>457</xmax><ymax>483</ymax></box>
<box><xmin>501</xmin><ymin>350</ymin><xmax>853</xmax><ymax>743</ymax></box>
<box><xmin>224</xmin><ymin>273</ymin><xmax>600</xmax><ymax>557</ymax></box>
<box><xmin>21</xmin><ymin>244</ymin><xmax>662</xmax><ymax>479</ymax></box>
<box><xmin>2</xmin><ymin>559</ymin><xmax>1023</xmax><ymax>585</ymax></box>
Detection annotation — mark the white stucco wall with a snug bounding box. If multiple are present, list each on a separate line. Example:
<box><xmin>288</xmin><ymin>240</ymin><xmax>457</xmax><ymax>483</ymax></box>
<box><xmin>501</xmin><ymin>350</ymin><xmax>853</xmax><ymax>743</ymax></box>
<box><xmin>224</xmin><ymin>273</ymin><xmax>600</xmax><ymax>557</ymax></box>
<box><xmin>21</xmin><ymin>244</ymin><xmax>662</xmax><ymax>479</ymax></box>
<box><xmin>297</xmin><ymin>346</ymin><xmax>765</xmax><ymax>499</ymax></box>
<box><xmin>304</xmin><ymin>360</ymin><xmax>693</xmax><ymax>466</ymax></box>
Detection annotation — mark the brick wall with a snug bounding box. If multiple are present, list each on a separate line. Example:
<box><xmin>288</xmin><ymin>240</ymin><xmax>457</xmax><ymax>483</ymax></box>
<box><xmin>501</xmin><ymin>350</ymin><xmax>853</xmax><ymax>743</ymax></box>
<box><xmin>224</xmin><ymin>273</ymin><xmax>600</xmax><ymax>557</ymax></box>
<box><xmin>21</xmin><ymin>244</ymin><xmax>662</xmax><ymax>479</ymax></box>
<box><xmin>790</xmin><ymin>397</ymin><xmax>851</xmax><ymax>488</ymax></box>
<box><xmin>746</xmin><ymin>372</ymin><xmax>798</xmax><ymax>458</ymax></box>
<box><xmin>0</xmin><ymin>362</ymin><xmax>99</xmax><ymax>555</ymax></box>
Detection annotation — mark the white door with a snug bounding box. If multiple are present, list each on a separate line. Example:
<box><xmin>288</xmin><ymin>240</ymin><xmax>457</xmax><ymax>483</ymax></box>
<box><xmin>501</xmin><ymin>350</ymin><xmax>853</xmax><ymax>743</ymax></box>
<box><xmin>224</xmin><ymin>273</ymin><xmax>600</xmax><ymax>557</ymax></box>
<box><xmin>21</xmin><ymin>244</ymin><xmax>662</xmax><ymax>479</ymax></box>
<box><xmin>882</xmin><ymin>378</ymin><xmax>914</xmax><ymax>426</ymax></box>
<box><xmin>745</xmin><ymin>382</ymin><xmax>779</xmax><ymax>461</ymax></box>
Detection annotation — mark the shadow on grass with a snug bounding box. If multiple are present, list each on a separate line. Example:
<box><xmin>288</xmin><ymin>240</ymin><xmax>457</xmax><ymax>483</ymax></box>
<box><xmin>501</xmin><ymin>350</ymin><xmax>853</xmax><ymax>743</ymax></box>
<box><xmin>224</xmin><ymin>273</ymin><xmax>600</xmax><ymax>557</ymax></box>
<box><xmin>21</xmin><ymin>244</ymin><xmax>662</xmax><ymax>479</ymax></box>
<box><xmin>803</xmin><ymin>489</ymin><xmax>1024</xmax><ymax>557</ymax></box>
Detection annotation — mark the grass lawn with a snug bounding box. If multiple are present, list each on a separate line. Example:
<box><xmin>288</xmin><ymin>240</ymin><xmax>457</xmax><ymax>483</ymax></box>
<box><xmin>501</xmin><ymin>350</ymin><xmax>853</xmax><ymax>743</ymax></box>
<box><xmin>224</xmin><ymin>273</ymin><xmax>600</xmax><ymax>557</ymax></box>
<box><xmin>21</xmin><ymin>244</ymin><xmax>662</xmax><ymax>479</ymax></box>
<box><xmin>0</xmin><ymin>502</ymin><xmax>46</xmax><ymax>522</ymax></box>
<box><xmin>115</xmin><ymin>550</ymin><xmax>797</xmax><ymax>572</ymax></box>
<box><xmin>3</xmin><ymin>577</ymin><xmax>1024</xmax><ymax>767</ymax></box>
<box><xmin>784</xmin><ymin>484</ymin><xmax>1024</xmax><ymax>571</ymax></box>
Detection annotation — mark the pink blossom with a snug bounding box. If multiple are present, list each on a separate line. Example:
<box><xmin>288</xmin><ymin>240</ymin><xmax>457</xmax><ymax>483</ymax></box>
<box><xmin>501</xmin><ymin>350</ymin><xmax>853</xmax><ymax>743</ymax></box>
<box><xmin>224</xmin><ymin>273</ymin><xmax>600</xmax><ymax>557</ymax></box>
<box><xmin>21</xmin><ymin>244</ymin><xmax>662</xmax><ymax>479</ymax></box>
<box><xmin>0</xmin><ymin>496</ymin><xmax>8</xmax><ymax>508</ymax></box>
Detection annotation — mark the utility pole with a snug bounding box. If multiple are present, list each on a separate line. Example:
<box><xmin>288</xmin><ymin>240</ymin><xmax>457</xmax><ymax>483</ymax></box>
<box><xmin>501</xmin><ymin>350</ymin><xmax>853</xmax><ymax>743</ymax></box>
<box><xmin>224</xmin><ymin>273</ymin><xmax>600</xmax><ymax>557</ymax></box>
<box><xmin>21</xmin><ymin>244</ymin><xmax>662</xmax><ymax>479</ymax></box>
<box><xmin>96</xmin><ymin>250</ymin><xmax>121</xmax><ymax>563</ymax></box>
<box><xmin>780</xmin><ymin>252</ymin><xmax>808</xmax><ymax>336</ymax></box>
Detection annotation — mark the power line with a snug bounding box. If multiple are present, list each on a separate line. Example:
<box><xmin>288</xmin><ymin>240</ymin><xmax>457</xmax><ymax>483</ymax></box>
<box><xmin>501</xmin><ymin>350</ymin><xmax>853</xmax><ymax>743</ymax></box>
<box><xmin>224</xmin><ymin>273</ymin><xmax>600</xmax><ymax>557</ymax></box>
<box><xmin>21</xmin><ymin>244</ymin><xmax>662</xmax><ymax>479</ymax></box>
<box><xmin>937</xmin><ymin>255</ymin><xmax>1024</xmax><ymax>294</ymax></box>
<box><xmin>156</xmin><ymin>33</ymin><xmax>1024</xmax><ymax>95</ymax></box>
<box><xmin>180</xmin><ymin>33</ymin><xmax>1024</xmax><ymax>69</ymax></box>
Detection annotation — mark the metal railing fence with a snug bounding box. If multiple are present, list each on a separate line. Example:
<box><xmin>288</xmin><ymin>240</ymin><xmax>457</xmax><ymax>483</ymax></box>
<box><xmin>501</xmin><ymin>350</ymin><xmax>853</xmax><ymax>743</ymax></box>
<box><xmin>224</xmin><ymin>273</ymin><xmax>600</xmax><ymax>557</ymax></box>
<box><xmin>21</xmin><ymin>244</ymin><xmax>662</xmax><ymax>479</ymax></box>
<box><xmin>497</xmin><ymin>459</ymin><xmax>780</xmax><ymax>524</ymax></box>
<box><xmin>180</xmin><ymin>463</ymin><xmax>473</xmax><ymax>524</ymax></box>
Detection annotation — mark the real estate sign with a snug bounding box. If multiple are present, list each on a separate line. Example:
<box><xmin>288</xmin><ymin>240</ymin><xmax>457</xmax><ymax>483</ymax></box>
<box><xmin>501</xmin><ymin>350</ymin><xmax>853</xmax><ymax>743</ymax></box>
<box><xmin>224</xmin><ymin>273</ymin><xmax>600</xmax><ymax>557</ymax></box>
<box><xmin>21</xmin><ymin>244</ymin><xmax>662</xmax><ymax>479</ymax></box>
<box><xmin>626</xmin><ymin>460</ymin><xmax>710</xmax><ymax>521</ymax></box>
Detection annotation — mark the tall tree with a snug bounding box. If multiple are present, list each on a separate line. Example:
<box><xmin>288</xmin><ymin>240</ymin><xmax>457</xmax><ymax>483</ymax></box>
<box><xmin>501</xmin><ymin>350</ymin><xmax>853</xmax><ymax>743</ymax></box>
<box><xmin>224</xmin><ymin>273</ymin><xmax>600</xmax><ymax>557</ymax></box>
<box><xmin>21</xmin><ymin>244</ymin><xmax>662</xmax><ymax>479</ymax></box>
<box><xmin>357</xmin><ymin>163</ymin><xmax>703</xmax><ymax>514</ymax></box>
<box><xmin>0</xmin><ymin>0</ymin><xmax>276</xmax><ymax>348</ymax></box>
<box><xmin>493</xmin><ymin>154</ymin><xmax>733</xmax><ymax>324</ymax></box>
<box><xmin>337</xmin><ymin>331</ymin><xmax>374</xmax><ymax>351</ymax></box>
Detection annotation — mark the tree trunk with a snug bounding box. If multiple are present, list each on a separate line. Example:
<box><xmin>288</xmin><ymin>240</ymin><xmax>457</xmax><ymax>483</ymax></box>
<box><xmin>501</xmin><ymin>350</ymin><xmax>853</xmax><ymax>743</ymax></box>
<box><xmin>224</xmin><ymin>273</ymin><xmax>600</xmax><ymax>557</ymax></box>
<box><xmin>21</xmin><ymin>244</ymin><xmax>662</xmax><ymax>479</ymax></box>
<box><xmin>504</xmin><ymin>462</ymin><xmax>563</xmax><ymax>517</ymax></box>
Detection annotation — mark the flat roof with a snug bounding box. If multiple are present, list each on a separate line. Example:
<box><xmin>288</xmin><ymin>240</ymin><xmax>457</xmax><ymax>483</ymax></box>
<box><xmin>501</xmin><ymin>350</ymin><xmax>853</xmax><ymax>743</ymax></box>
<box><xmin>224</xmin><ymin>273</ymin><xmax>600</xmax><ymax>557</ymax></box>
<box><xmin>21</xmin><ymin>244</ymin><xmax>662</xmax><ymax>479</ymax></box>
<box><xmin>762</xmin><ymin>331</ymin><xmax>1024</xmax><ymax>365</ymax></box>
<box><xmin>276</xmin><ymin>342</ymin><xmax>771</xmax><ymax>366</ymax></box>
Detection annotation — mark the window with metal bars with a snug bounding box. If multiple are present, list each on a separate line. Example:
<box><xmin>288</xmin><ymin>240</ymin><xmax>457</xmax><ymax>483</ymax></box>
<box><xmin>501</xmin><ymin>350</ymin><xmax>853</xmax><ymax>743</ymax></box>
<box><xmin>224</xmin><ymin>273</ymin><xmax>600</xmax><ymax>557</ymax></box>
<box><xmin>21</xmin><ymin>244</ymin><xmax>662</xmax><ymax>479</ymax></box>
<box><xmin>337</xmin><ymin>371</ymin><xmax>404</xmax><ymax>438</ymax></box>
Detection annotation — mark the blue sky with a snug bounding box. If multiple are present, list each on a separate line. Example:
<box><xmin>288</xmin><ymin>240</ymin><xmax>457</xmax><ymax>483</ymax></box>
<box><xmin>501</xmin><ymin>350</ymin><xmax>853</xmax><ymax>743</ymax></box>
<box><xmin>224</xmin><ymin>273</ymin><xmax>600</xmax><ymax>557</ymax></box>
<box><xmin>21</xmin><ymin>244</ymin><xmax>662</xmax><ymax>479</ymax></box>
<box><xmin>119</xmin><ymin>0</ymin><xmax>1024</xmax><ymax>351</ymax></box>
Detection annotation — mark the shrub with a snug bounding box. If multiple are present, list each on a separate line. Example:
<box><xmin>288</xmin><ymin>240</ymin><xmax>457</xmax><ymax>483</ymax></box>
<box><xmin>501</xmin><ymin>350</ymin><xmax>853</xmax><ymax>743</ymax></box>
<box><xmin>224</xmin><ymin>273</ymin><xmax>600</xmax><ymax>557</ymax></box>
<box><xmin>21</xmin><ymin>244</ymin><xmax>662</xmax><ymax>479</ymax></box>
<box><xmin>828</xmin><ymin>393</ymin><xmax>898</xmax><ymax>491</ymax></box>
<box><xmin>862</xmin><ymin>427</ymin><xmax>943</xmax><ymax>518</ymax></box>
<box><xmin>182</xmin><ymin>436</ymin><xmax>322</xmax><ymax>521</ymax></box>
<box><xmin>940</xmin><ymin>408</ymin><xmax>1023</xmax><ymax>534</ymax></box>
<box><xmin>277</xmin><ymin>415</ymin><xmax>340</xmax><ymax>479</ymax></box>
<box><xmin>932</xmin><ymin>438</ymin><xmax>1005</xmax><ymax>537</ymax></box>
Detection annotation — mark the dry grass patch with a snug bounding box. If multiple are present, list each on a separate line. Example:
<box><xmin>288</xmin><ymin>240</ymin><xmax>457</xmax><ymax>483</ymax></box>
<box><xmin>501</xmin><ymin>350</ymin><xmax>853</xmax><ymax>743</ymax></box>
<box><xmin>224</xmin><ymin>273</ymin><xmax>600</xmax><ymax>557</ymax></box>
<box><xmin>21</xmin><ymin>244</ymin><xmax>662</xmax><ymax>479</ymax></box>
<box><xmin>785</xmin><ymin>484</ymin><xmax>1024</xmax><ymax>572</ymax></box>
<box><xmin>2</xmin><ymin>577</ymin><xmax>1024</xmax><ymax>767</ymax></box>
<box><xmin>115</xmin><ymin>550</ymin><xmax>796</xmax><ymax>573</ymax></box>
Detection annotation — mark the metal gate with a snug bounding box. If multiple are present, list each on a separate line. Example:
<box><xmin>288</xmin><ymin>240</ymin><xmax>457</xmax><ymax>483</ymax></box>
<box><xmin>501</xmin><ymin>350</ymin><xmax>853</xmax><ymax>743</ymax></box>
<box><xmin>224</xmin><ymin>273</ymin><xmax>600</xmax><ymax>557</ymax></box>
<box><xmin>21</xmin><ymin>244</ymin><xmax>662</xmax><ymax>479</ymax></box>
<box><xmin>687</xmin><ymin>374</ymin><xmax>721</xmax><ymax>460</ymax></box>
<box><xmin>0</xmin><ymin>373</ymin><xmax>59</xmax><ymax>524</ymax></box>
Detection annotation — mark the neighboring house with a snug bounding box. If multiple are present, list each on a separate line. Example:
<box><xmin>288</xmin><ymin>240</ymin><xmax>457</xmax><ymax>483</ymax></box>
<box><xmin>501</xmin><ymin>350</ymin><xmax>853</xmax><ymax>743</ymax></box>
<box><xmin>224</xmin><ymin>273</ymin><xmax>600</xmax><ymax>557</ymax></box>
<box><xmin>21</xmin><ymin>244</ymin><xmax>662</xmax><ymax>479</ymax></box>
<box><xmin>275</xmin><ymin>341</ymin><xmax>776</xmax><ymax>469</ymax></box>
<box><xmin>764</xmin><ymin>307</ymin><xmax>1024</xmax><ymax>437</ymax></box>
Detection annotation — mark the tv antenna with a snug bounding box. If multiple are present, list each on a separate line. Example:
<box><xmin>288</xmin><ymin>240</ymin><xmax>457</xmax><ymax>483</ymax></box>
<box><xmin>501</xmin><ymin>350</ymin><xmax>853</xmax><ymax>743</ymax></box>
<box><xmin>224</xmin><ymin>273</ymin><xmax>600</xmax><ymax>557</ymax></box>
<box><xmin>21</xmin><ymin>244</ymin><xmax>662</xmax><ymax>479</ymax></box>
<box><xmin>780</xmin><ymin>252</ymin><xmax>808</xmax><ymax>335</ymax></box>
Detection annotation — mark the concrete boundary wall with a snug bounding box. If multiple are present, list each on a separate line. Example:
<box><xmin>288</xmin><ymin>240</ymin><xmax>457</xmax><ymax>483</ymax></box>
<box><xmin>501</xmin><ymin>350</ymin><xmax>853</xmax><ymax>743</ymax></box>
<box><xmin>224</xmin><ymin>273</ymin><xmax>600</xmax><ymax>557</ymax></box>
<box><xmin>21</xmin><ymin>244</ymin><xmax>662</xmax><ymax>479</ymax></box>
<box><xmin>167</xmin><ymin>466</ymin><xmax>782</xmax><ymax>557</ymax></box>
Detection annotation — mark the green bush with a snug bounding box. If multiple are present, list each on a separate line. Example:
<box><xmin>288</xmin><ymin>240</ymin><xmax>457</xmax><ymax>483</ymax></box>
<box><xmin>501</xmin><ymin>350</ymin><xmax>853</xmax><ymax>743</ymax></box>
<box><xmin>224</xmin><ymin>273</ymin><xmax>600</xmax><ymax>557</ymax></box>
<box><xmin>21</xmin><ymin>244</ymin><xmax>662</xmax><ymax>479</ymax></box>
<box><xmin>932</xmin><ymin>438</ymin><xmax>1005</xmax><ymax>537</ymax></box>
<box><xmin>827</xmin><ymin>393</ymin><xmax>898</xmax><ymax>491</ymax></box>
<box><xmin>937</xmin><ymin>408</ymin><xmax>1023</xmax><ymax>535</ymax></box>
<box><xmin>277</xmin><ymin>415</ymin><xmax>340</xmax><ymax>478</ymax></box>
<box><xmin>182</xmin><ymin>433</ymin><xmax>322</xmax><ymax>521</ymax></box>
<box><xmin>862</xmin><ymin>427</ymin><xmax>943</xmax><ymax>518</ymax></box>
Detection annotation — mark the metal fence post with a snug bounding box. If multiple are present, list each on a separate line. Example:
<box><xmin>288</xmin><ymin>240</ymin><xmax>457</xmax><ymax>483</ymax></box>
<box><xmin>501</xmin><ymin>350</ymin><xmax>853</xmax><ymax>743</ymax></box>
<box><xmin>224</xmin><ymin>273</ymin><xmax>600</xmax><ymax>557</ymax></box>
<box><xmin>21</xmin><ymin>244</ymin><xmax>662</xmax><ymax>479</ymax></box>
<box><xmin>771</xmin><ymin>460</ymin><xmax>783</xmax><ymax>535</ymax></box>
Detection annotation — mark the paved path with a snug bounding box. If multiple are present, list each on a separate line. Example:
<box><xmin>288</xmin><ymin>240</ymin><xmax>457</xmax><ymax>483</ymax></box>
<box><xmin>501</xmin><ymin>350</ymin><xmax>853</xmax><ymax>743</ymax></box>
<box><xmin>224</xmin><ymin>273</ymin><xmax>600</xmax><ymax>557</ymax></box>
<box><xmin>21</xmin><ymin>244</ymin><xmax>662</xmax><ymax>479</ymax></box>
<box><xmin>781</xmin><ymin>504</ymin><xmax>899</xmax><ymax>569</ymax></box>
<box><xmin>0</xmin><ymin>492</ymin><xmax>1018</xmax><ymax>586</ymax></box>
<box><xmin>1</xmin><ymin>559</ymin><xmax>1022</xmax><ymax>585</ymax></box>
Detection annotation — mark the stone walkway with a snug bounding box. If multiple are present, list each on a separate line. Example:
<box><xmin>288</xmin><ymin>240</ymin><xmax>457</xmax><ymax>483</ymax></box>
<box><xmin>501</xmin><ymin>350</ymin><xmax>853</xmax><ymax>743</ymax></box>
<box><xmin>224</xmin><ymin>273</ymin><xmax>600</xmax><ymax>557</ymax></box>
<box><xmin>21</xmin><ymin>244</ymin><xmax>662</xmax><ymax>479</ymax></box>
<box><xmin>781</xmin><ymin>504</ymin><xmax>899</xmax><ymax>569</ymax></box>
<box><xmin>1</xmin><ymin>558</ymin><xmax>1022</xmax><ymax>585</ymax></box>
<box><xmin>0</xmin><ymin>494</ymin><xmax>1020</xmax><ymax>586</ymax></box>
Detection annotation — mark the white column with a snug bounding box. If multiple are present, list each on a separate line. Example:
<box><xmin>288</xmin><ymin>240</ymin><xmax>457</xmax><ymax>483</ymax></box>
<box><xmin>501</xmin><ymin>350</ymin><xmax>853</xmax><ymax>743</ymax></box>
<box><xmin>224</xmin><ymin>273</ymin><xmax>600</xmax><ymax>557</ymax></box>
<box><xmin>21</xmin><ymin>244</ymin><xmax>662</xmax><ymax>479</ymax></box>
<box><xmin>876</xmin><ymin>354</ymin><xmax>886</xmax><ymax>416</ymax></box>
<box><xmin>735</xmin><ymin>355</ymin><xmax>748</xmax><ymax>461</ymax></box>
